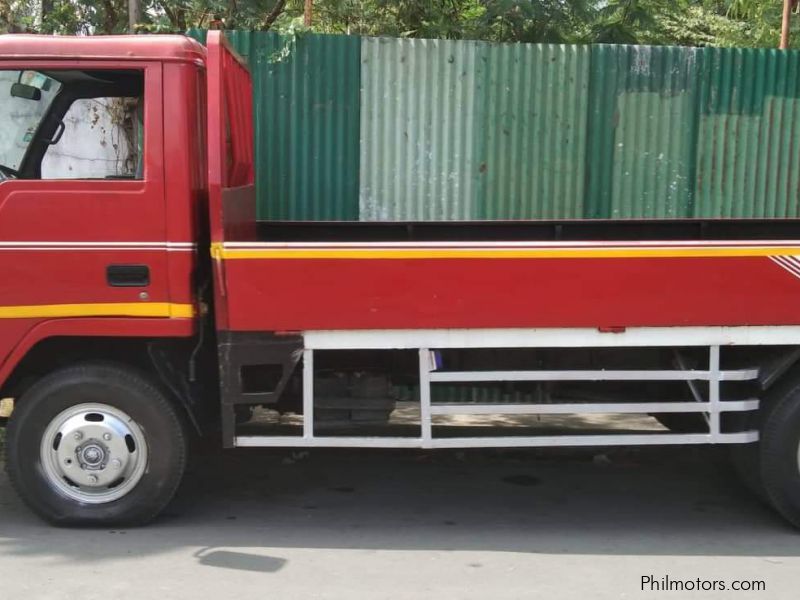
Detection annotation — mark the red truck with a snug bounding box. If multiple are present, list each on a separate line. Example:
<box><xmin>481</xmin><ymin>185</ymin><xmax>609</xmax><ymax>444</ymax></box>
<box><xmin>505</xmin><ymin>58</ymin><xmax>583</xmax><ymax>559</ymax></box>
<box><xmin>2</xmin><ymin>32</ymin><xmax>800</xmax><ymax>526</ymax></box>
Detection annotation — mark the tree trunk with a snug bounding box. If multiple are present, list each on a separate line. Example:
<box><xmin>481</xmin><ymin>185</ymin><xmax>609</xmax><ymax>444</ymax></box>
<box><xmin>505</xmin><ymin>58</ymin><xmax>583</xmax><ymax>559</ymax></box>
<box><xmin>781</xmin><ymin>0</ymin><xmax>792</xmax><ymax>49</ymax></box>
<box><xmin>262</xmin><ymin>0</ymin><xmax>288</xmax><ymax>31</ymax></box>
<box><xmin>128</xmin><ymin>0</ymin><xmax>142</xmax><ymax>33</ymax></box>
<box><xmin>160</xmin><ymin>2</ymin><xmax>187</xmax><ymax>31</ymax></box>
<box><xmin>100</xmin><ymin>0</ymin><xmax>121</xmax><ymax>34</ymax></box>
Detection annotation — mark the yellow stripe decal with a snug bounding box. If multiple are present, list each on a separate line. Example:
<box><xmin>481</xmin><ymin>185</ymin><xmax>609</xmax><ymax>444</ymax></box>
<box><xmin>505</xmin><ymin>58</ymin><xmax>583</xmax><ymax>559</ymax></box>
<box><xmin>0</xmin><ymin>302</ymin><xmax>195</xmax><ymax>319</ymax></box>
<box><xmin>212</xmin><ymin>243</ymin><xmax>800</xmax><ymax>260</ymax></box>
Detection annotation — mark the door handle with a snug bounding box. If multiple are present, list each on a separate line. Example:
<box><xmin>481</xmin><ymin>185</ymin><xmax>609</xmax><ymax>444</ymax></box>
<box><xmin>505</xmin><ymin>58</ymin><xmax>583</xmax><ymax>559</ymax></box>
<box><xmin>107</xmin><ymin>264</ymin><xmax>150</xmax><ymax>287</ymax></box>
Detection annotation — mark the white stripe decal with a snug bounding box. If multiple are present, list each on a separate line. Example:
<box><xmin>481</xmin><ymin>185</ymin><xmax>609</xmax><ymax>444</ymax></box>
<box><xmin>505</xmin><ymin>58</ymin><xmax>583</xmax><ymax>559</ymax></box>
<box><xmin>303</xmin><ymin>326</ymin><xmax>800</xmax><ymax>350</ymax></box>
<box><xmin>770</xmin><ymin>255</ymin><xmax>800</xmax><ymax>279</ymax></box>
<box><xmin>224</xmin><ymin>240</ymin><xmax>800</xmax><ymax>250</ymax></box>
<box><xmin>772</xmin><ymin>256</ymin><xmax>800</xmax><ymax>276</ymax></box>
<box><xmin>781</xmin><ymin>256</ymin><xmax>800</xmax><ymax>277</ymax></box>
<box><xmin>0</xmin><ymin>242</ymin><xmax>195</xmax><ymax>252</ymax></box>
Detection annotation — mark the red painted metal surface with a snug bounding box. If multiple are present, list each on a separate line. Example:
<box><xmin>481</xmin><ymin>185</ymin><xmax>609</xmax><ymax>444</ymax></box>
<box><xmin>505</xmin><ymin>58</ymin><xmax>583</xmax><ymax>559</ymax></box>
<box><xmin>0</xmin><ymin>37</ymin><xmax>202</xmax><ymax>386</ymax></box>
<box><xmin>0</xmin><ymin>34</ymin><xmax>205</xmax><ymax>63</ymax></box>
<box><xmin>206</xmin><ymin>31</ymin><xmax>256</xmax><ymax>331</ymax></box>
<box><xmin>220</xmin><ymin>253</ymin><xmax>800</xmax><ymax>331</ymax></box>
<box><xmin>163</xmin><ymin>61</ymin><xmax>208</xmax><ymax>308</ymax></box>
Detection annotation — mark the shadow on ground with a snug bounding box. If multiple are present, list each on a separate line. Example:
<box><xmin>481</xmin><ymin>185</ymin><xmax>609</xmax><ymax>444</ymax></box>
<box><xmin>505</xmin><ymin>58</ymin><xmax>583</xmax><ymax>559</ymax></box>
<box><xmin>0</xmin><ymin>443</ymin><xmax>797</xmax><ymax>570</ymax></box>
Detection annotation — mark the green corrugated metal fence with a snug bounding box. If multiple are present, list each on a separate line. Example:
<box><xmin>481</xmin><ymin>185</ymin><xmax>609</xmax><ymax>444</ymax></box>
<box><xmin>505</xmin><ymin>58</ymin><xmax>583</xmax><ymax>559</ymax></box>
<box><xmin>475</xmin><ymin>43</ymin><xmax>590</xmax><ymax>219</ymax></box>
<box><xmin>695</xmin><ymin>48</ymin><xmax>800</xmax><ymax>218</ymax></box>
<box><xmin>190</xmin><ymin>30</ymin><xmax>360</xmax><ymax>220</ymax></box>
<box><xmin>191</xmin><ymin>31</ymin><xmax>800</xmax><ymax>221</ymax></box>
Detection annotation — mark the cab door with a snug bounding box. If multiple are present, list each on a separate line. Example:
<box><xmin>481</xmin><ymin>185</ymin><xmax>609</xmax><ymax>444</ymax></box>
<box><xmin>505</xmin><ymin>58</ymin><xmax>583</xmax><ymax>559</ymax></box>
<box><xmin>0</xmin><ymin>61</ymin><xmax>180</xmax><ymax>364</ymax></box>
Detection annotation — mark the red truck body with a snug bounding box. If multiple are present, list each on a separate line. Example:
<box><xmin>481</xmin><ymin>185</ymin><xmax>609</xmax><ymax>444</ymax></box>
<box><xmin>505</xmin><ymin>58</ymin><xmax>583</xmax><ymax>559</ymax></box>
<box><xmin>4</xmin><ymin>32</ymin><xmax>800</xmax><ymax>527</ymax></box>
<box><xmin>220</xmin><ymin>242</ymin><xmax>800</xmax><ymax>330</ymax></box>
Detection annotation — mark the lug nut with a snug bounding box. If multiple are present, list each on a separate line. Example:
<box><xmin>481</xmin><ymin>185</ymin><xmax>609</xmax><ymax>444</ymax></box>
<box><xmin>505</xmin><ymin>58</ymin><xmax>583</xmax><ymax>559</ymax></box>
<box><xmin>111</xmin><ymin>459</ymin><xmax>122</xmax><ymax>469</ymax></box>
<box><xmin>103</xmin><ymin>433</ymin><xmax>112</xmax><ymax>441</ymax></box>
<box><xmin>73</xmin><ymin>431</ymin><xmax>83</xmax><ymax>441</ymax></box>
<box><xmin>88</xmin><ymin>475</ymin><xmax>98</xmax><ymax>484</ymax></box>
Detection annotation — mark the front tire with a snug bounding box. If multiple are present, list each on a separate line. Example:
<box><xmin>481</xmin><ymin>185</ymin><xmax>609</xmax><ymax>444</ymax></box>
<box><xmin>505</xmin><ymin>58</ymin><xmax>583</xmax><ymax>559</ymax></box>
<box><xmin>6</xmin><ymin>363</ymin><xmax>187</xmax><ymax>526</ymax></box>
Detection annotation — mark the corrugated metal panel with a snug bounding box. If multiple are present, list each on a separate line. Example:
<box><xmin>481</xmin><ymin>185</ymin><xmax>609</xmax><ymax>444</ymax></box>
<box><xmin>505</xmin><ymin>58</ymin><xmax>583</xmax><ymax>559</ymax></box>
<box><xmin>585</xmin><ymin>44</ymin><xmax>800</xmax><ymax>219</ymax></box>
<box><xmin>694</xmin><ymin>48</ymin><xmax>800</xmax><ymax>218</ymax></box>
<box><xmin>191</xmin><ymin>30</ymin><xmax>361</xmax><ymax>220</ymax></box>
<box><xmin>192</xmin><ymin>32</ymin><xmax>800</xmax><ymax>221</ymax></box>
<box><xmin>586</xmin><ymin>45</ymin><xmax>699</xmax><ymax>218</ymax></box>
<box><xmin>360</xmin><ymin>39</ymin><xmax>590</xmax><ymax>221</ymax></box>
<box><xmin>360</xmin><ymin>38</ymin><xmax>479</xmax><ymax>220</ymax></box>
<box><xmin>477</xmin><ymin>43</ymin><xmax>590</xmax><ymax>219</ymax></box>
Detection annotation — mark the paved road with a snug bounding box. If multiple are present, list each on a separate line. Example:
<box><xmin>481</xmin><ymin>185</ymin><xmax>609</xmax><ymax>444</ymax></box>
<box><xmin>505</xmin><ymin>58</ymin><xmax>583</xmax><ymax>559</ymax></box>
<box><xmin>0</xmin><ymin>444</ymin><xmax>798</xmax><ymax>599</ymax></box>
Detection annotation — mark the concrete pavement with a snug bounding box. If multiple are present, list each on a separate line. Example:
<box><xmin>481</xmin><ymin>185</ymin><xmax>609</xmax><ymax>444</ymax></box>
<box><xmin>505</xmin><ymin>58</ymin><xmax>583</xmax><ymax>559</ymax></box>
<box><xmin>0</xmin><ymin>445</ymin><xmax>798</xmax><ymax>599</ymax></box>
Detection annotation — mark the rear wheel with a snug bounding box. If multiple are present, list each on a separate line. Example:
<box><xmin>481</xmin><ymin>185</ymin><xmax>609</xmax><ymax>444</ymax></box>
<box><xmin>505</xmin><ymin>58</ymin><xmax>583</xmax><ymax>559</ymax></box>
<box><xmin>760</xmin><ymin>381</ymin><xmax>800</xmax><ymax>528</ymax></box>
<box><xmin>6</xmin><ymin>363</ymin><xmax>187</xmax><ymax>526</ymax></box>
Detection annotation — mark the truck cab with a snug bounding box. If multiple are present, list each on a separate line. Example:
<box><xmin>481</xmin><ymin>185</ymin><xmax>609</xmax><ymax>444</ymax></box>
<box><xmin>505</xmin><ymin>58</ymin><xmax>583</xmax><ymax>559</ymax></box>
<box><xmin>0</xmin><ymin>35</ymin><xmax>212</xmax><ymax>524</ymax></box>
<box><xmin>0</xmin><ymin>35</ymin><xmax>205</xmax><ymax>367</ymax></box>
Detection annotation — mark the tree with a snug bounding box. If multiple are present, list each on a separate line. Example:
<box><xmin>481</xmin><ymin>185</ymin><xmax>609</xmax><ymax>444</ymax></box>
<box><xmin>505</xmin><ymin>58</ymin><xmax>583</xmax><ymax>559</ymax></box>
<box><xmin>726</xmin><ymin>0</ymin><xmax>796</xmax><ymax>46</ymax></box>
<box><xmin>148</xmin><ymin>0</ymin><xmax>295</xmax><ymax>31</ymax></box>
<box><xmin>1</xmin><ymin>0</ymin><xmax>39</xmax><ymax>32</ymax></box>
<box><xmin>1</xmin><ymin>0</ymin><xmax>798</xmax><ymax>49</ymax></box>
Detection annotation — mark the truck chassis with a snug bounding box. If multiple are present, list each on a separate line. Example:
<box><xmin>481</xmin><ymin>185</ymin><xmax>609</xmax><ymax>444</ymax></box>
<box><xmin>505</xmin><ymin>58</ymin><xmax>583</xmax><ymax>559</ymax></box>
<box><xmin>233</xmin><ymin>328</ymin><xmax>771</xmax><ymax>449</ymax></box>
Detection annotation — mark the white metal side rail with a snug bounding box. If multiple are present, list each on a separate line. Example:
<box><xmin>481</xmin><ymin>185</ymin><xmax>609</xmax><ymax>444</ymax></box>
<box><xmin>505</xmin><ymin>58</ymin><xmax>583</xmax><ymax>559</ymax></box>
<box><xmin>235</xmin><ymin>342</ymin><xmax>760</xmax><ymax>448</ymax></box>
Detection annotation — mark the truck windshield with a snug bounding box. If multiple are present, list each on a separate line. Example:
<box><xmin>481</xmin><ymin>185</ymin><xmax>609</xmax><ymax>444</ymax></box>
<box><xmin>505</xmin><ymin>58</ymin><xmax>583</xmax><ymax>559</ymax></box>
<box><xmin>0</xmin><ymin>70</ymin><xmax>62</xmax><ymax>173</ymax></box>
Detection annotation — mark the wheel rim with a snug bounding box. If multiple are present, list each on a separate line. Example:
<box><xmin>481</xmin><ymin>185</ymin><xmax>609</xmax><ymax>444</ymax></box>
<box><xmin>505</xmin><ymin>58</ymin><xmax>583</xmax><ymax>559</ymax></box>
<box><xmin>39</xmin><ymin>403</ymin><xmax>148</xmax><ymax>504</ymax></box>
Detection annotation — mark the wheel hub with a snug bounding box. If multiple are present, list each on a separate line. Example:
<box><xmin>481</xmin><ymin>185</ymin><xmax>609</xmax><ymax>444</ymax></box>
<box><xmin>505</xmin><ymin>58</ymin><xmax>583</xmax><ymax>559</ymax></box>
<box><xmin>40</xmin><ymin>403</ymin><xmax>148</xmax><ymax>504</ymax></box>
<box><xmin>77</xmin><ymin>441</ymin><xmax>108</xmax><ymax>470</ymax></box>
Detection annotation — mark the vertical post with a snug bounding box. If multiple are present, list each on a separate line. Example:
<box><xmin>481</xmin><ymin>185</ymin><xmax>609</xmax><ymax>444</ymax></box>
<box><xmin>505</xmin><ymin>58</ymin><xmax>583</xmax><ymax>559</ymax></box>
<box><xmin>221</xmin><ymin>405</ymin><xmax>237</xmax><ymax>448</ymax></box>
<box><xmin>781</xmin><ymin>0</ymin><xmax>793</xmax><ymax>49</ymax></box>
<box><xmin>419</xmin><ymin>349</ymin><xmax>432</xmax><ymax>448</ymax></box>
<box><xmin>303</xmin><ymin>349</ymin><xmax>314</xmax><ymax>439</ymax></box>
<box><xmin>304</xmin><ymin>0</ymin><xmax>313</xmax><ymax>27</ymax></box>
<box><xmin>128</xmin><ymin>0</ymin><xmax>142</xmax><ymax>33</ymax></box>
<box><xmin>709</xmin><ymin>345</ymin><xmax>721</xmax><ymax>440</ymax></box>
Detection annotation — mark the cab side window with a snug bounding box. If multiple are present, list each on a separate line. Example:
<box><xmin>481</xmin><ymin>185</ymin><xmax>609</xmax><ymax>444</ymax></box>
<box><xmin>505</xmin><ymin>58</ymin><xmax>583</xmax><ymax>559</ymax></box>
<box><xmin>0</xmin><ymin>68</ymin><xmax>144</xmax><ymax>181</ymax></box>
<box><xmin>41</xmin><ymin>96</ymin><xmax>143</xmax><ymax>180</ymax></box>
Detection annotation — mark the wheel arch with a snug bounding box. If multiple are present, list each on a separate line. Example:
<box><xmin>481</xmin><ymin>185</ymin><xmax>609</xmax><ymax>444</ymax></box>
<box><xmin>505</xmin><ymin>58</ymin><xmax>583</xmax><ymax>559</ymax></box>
<box><xmin>0</xmin><ymin>318</ymin><xmax>211</xmax><ymax>434</ymax></box>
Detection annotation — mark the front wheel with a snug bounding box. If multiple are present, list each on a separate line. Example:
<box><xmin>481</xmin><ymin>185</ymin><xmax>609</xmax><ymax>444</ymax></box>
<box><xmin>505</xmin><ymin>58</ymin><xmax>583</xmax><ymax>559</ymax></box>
<box><xmin>6</xmin><ymin>363</ymin><xmax>187</xmax><ymax>526</ymax></box>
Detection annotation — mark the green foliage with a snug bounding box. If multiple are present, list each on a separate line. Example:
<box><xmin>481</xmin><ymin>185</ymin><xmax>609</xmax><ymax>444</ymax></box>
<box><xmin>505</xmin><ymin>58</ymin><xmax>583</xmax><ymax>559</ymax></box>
<box><xmin>1</xmin><ymin>1</ymin><xmax>41</xmax><ymax>32</ymax></box>
<box><xmin>2</xmin><ymin>0</ymin><xmax>799</xmax><ymax>48</ymax></box>
<box><xmin>723</xmin><ymin>0</ymin><xmax>799</xmax><ymax>47</ymax></box>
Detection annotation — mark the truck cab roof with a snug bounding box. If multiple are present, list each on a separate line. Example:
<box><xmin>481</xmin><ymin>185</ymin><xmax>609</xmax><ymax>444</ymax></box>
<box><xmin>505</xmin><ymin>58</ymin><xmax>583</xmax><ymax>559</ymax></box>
<box><xmin>0</xmin><ymin>34</ymin><xmax>206</xmax><ymax>64</ymax></box>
